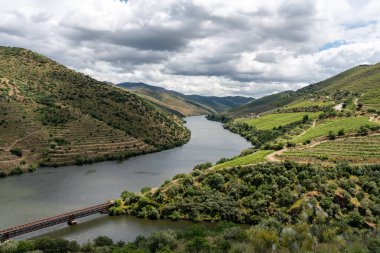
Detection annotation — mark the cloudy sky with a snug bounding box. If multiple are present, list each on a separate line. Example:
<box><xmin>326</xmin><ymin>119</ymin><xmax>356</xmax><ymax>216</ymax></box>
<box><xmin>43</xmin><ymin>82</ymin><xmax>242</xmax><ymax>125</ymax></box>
<box><xmin>1</xmin><ymin>0</ymin><xmax>380</xmax><ymax>97</ymax></box>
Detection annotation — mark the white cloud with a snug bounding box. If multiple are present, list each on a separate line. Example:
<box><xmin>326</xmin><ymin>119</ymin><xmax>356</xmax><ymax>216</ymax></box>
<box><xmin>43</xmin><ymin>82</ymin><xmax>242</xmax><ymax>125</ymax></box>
<box><xmin>0</xmin><ymin>0</ymin><xmax>379</xmax><ymax>97</ymax></box>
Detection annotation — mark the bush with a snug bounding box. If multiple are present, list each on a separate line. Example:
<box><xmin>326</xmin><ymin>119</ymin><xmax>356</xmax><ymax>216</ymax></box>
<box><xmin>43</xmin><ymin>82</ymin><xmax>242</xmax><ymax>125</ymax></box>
<box><xmin>146</xmin><ymin>231</ymin><xmax>177</xmax><ymax>253</ymax></box>
<box><xmin>207</xmin><ymin>173</ymin><xmax>225</xmax><ymax>190</ymax></box>
<box><xmin>10</xmin><ymin>148</ymin><xmax>22</xmax><ymax>157</ymax></box>
<box><xmin>33</xmin><ymin>237</ymin><xmax>80</xmax><ymax>253</ymax></box>
<box><xmin>186</xmin><ymin>237</ymin><xmax>210</xmax><ymax>253</ymax></box>
<box><xmin>338</xmin><ymin>128</ymin><xmax>345</xmax><ymax>136</ymax></box>
<box><xmin>94</xmin><ymin>236</ymin><xmax>113</xmax><ymax>247</ymax></box>
<box><xmin>328</xmin><ymin>131</ymin><xmax>336</xmax><ymax>140</ymax></box>
<box><xmin>193</xmin><ymin>162</ymin><xmax>212</xmax><ymax>171</ymax></box>
<box><xmin>357</xmin><ymin>126</ymin><xmax>369</xmax><ymax>136</ymax></box>
<box><xmin>10</xmin><ymin>167</ymin><xmax>23</xmax><ymax>175</ymax></box>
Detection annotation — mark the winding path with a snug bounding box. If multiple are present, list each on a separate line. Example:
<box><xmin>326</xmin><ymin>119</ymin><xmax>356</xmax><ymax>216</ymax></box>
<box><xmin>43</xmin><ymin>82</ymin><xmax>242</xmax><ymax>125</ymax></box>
<box><xmin>4</xmin><ymin>128</ymin><xmax>43</xmax><ymax>152</ymax></box>
<box><xmin>265</xmin><ymin>120</ymin><xmax>317</xmax><ymax>162</ymax></box>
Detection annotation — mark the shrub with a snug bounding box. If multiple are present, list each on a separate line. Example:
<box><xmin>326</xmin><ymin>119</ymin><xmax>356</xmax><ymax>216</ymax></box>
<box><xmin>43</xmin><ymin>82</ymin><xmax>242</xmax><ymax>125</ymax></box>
<box><xmin>146</xmin><ymin>231</ymin><xmax>177</xmax><ymax>253</ymax></box>
<box><xmin>186</xmin><ymin>237</ymin><xmax>210</xmax><ymax>253</ymax></box>
<box><xmin>193</xmin><ymin>162</ymin><xmax>212</xmax><ymax>171</ymax></box>
<box><xmin>328</xmin><ymin>131</ymin><xmax>336</xmax><ymax>140</ymax></box>
<box><xmin>207</xmin><ymin>173</ymin><xmax>225</xmax><ymax>190</ymax></box>
<box><xmin>94</xmin><ymin>236</ymin><xmax>113</xmax><ymax>247</ymax></box>
<box><xmin>10</xmin><ymin>147</ymin><xmax>22</xmax><ymax>157</ymax></box>
<box><xmin>141</xmin><ymin>187</ymin><xmax>151</xmax><ymax>193</ymax></box>
<box><xmin>287</xmin><ymin>142</ymin><xmax>296</xmax><ymax>148</ymax></box>
<box><xmin>10</xmin><ymin>167</ymin><xmax>23</xmax><ymax>175</ymax></box>
<box><xmin>357</xmin><ymin>126</ymin><xmax>369</xmax><ymax>136</ymax></box>
<box><xmin>338</xmin><ymin>128</ymin><xmax>345</xmax><ymax>136</ymax></box>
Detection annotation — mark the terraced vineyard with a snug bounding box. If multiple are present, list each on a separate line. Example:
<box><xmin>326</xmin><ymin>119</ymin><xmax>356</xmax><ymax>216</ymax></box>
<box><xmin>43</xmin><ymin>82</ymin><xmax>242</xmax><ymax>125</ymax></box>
<box><xmin>284</xmin><ymin>99</ymin><xmax>334</xmax><ymax>110</ymax></box>
<box><xmin>0</xmin><ymin>98</ymin><xmax>49</xmax><ymax>174</ymax></box>
<box><xmin>281</xmin><ymin>134</ymin><xmax>380</xmax><ymax>163</ymax></box>
<box><xmin>237</xmin><ymin>112</ymin><xmax>320</xmax><ymax>130</ymax></box>
<box><xmin>0</xmin><ymin>47</ymin><xmax>190</xmax><ymax>175</ymax></box>
<box><xmin>291</xmin><ymin>116</ymin><xmax>378</xmax><ymax>143</ymax></box>
<box><xmin>44</xmin><ymin>115</ymin><xmax>154</xmax><ymax>166</ymax></box>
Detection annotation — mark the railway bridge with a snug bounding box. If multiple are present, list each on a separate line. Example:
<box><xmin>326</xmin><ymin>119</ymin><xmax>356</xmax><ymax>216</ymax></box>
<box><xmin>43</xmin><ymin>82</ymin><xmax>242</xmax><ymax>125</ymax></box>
<box><xmin>0</xmin><ymin>202</ymin><xmax>113</xmax><ymax>242</ymax></box>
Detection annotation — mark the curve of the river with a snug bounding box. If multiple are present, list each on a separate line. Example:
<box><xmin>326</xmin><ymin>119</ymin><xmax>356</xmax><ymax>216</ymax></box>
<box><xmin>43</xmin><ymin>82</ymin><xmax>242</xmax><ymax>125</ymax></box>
<box><xmin>0</xmin><ymin>116</ymin><xmax>251</xmax><ymax>243</ymax></box>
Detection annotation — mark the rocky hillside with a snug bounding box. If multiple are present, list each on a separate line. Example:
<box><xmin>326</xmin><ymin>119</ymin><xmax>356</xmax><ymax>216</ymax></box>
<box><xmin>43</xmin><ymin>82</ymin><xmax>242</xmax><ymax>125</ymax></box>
<box><xmin>0</xmin><ymin>47</ymin><xmax>190</xmax><ymax>176</ymax></box>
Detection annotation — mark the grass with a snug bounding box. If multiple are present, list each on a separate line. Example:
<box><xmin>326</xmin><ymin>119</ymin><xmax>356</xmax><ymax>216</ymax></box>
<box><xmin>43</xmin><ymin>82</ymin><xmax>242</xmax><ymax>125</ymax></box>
<box><xmin>213</xmin><ymin>150</ymin><xmax>273</xmax><ymax>169</ymax></box>
<box><xmin>282</xmin><ymin>135</ymin><xmax>380</xmax><ymax>163</ymax></box>
<box><xmin>284</xmin><ymin>99</ymin><xmax>334</xmax><ymax>109</ymax></box>
<box><xmin>291</xmin><ymin>117</ymin><xmax>378</xmax><ymax>143</ymax></box>
<box><xmin>237</xmin><ymin>112</ymin><xmax>321</xmax><ymax>130</ymax></box>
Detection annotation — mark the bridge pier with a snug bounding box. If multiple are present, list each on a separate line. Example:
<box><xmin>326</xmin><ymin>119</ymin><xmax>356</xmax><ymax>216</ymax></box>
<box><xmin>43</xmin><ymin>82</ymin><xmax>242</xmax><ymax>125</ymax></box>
<box><xmin>67</xmin><ymin>220</ymin><xmax>77</xmax><ymax>226</ymax></box>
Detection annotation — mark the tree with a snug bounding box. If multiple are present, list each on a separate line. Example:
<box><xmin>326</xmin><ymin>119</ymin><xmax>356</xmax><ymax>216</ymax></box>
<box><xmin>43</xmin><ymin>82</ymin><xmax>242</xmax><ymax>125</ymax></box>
<box><xmin>94</xmin><ymin>236</ymin><xmax>113</xmax><ymax>247</ymax></box>
<box><xmin>207</xmin><ymin>173</ymin><xmax>225</xmax><ymax>190</ymax></box>
<box><xmin>146</xmin><ymin>231</ymin><xmax>177</xmax><ymax>253</ymax></box>
<box><xmin>247</xmin><ymin>228</ymin><xmax>279</xmax><ymax>253</ymax></box>
<box><xmin>186</xmin><ymin>237</ymin><xmax>210</xmax><ymax>253</ymax></box>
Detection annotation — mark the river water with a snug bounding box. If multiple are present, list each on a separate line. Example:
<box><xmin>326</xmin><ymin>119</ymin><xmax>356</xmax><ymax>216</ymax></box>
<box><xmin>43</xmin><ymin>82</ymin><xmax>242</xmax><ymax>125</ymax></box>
<box><xmin>0</xmin><ymin>116</ymin><xmax>251</xmax><ymax>243</ymax></box>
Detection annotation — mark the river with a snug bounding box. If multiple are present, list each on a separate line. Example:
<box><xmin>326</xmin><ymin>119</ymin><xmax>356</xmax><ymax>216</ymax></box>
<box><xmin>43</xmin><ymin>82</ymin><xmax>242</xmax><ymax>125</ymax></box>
<box><xmin>0</xmin><ymin>116</ymin><xmax>251</xmax><ymax>243</ymax></box>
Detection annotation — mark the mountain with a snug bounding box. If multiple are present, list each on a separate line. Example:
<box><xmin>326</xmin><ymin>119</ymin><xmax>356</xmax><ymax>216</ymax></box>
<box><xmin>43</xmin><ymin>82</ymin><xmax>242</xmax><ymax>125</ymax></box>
<box><xmin>215</xmin><ymin>62</ymin><xmax>380</xmax><ymax>118</ymax></box>
<box><xmin>117</xmin><ymin>82</ymin><xmax>253</xmax><ymax>116</ymax></box>
<box><xmin>222</xmin><ymin>91</ymin><xmax>296</xmax><ymax>118</ymax></box>
<box><xmin>0</xmin><ymin>47</ymin><xmax>190</xmax><ymax>176</ymax></box>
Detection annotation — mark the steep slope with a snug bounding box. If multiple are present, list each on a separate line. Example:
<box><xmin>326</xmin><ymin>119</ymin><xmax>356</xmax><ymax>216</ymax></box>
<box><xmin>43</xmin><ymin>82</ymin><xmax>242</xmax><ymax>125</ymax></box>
<box><xmin>118</xmin><ymin>82</ymin><xmax>253</xmax><ymax>116</ymax></box>
<box><xmin>210</xmin><ymin>91</ymin><xmax>296</xmax><ymax>120</ymax></box>
<box><xmin>117</xmin><ymin>82</ymin><xmax>208</xmax><ymax>116</ymax></box>
<box><xmin>217</xmin><ymin>62</ymin><xmax>380</xmax><ymax>118</ymax></box>
<box><xmin>299</xmin><ymin>63</ymin><xmax>380</xmax><ymax>110</ymax></box>
<box><xmin>0</xmin><ymin>47</ymin><xmax>190</xmax><ymax>175</ymax></box>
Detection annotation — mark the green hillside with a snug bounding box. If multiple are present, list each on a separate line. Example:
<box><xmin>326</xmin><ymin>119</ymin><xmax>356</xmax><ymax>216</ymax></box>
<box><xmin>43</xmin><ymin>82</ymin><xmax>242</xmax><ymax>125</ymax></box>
<box><xmin>215</xmin><ymin>62</ymin><xmax>380</xmax><ymax>119</ymax></box>
<box><xmin>118</xmin><ymin>82</ymin><xmax>253</xmax><ymax>116</ymax></box>
<box><xmin>213</xmin><ymin>91</ymin><xmax>296</xmax><ymax>120</ymax></box>
<box><xmin>0</xmin><ymin>47</ymin><xmax>190</xmax><ymax>175</ymax></box>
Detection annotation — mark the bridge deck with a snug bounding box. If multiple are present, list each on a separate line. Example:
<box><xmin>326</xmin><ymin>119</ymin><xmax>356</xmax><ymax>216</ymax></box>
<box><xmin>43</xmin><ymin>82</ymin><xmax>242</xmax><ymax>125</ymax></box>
<box><xmin>0</xmin><ymin>202</ymin><xmax>113</xmax><ymax>242</ymax></box>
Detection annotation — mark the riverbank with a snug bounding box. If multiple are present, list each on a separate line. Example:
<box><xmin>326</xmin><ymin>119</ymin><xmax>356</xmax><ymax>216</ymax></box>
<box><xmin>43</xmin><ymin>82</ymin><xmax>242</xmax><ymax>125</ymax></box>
<box><xmin>0</xmin><ymin>116</ymin><xmax>251</xmax><ymax>243</ymax></box>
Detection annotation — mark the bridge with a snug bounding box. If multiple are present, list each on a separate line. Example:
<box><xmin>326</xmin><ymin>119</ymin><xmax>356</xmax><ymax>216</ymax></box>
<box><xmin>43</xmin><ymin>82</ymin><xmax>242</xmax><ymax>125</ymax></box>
<box><xmin>0</xmin><ymin>202</ymin><xmax>113</xmax><ymax>242</ymax></box>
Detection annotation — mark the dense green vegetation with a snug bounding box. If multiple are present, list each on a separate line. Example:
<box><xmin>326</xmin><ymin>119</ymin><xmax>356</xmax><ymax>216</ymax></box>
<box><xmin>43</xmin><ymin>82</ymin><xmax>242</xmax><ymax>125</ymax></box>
<box><xmin>2</xmin><ymin>223</ymin><xmax>380</xmax><ymax>253</ymax></box>
<box><xmin>118</xmin><ymin>82</ymin><xmax>253</xmax><ymax>116</ymax></box>
<box><xmin>0</xmin><ymin>47</ymin><xmax>190</xmax><ymax>175</ymax></box>
<box><xmin>104</xmin><ymin>161</ymin><xmax>380</xmax><ymax>252</ymax></box>
<box><xmin>237</xmin><ymin>112</ymin><xmax>320</xmax><ymax>130</ymax></box>
<box><xmin>120</xmin><ymin>162</ymin><xmax>380</xmax><ymax>227</ymax></box>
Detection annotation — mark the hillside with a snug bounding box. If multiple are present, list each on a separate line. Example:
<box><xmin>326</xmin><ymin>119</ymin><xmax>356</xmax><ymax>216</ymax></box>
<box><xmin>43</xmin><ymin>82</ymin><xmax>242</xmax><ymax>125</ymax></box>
<box><xmin>118</xmin><ymin>82</ymin><xmax>253</xmax><ymax>116</ymax></box>
<box><xmin>209</xmin><ymin>91</ymin><xmax>296</xmax><ymax>120</ymax></box>
<box><xmin>216</xmin><ymin>62</ymin><xmax>380</xmax><ymax>119</ymax></box>
<box><xmin>0</xmin><ymin>47</ymin><xmax>190</xmax><ymax>176</ymax></box>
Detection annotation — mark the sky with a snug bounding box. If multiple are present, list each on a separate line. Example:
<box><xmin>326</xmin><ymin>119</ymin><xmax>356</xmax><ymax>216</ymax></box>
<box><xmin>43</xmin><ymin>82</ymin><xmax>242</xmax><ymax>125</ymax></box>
<box><xmin>0</xmin><ymin>0</ymin><xmax>380</xmax><ymax>97</ymax></box>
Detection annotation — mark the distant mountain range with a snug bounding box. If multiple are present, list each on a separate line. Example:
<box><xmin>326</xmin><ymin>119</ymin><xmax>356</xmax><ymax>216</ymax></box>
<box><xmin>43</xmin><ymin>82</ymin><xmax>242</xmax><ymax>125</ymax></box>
<box><xmin>117</xmin><ymin>82</ymin><xmax>253</xmax><ymax>117</ymax></box>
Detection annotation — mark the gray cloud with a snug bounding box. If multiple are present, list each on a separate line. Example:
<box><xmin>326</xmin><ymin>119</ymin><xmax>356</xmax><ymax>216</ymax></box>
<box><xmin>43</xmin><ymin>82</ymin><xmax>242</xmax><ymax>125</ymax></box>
<box><xmin>0</xmin><ymin>0</ymin><xmax>379</xmax><ymax>97</ymax></box>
